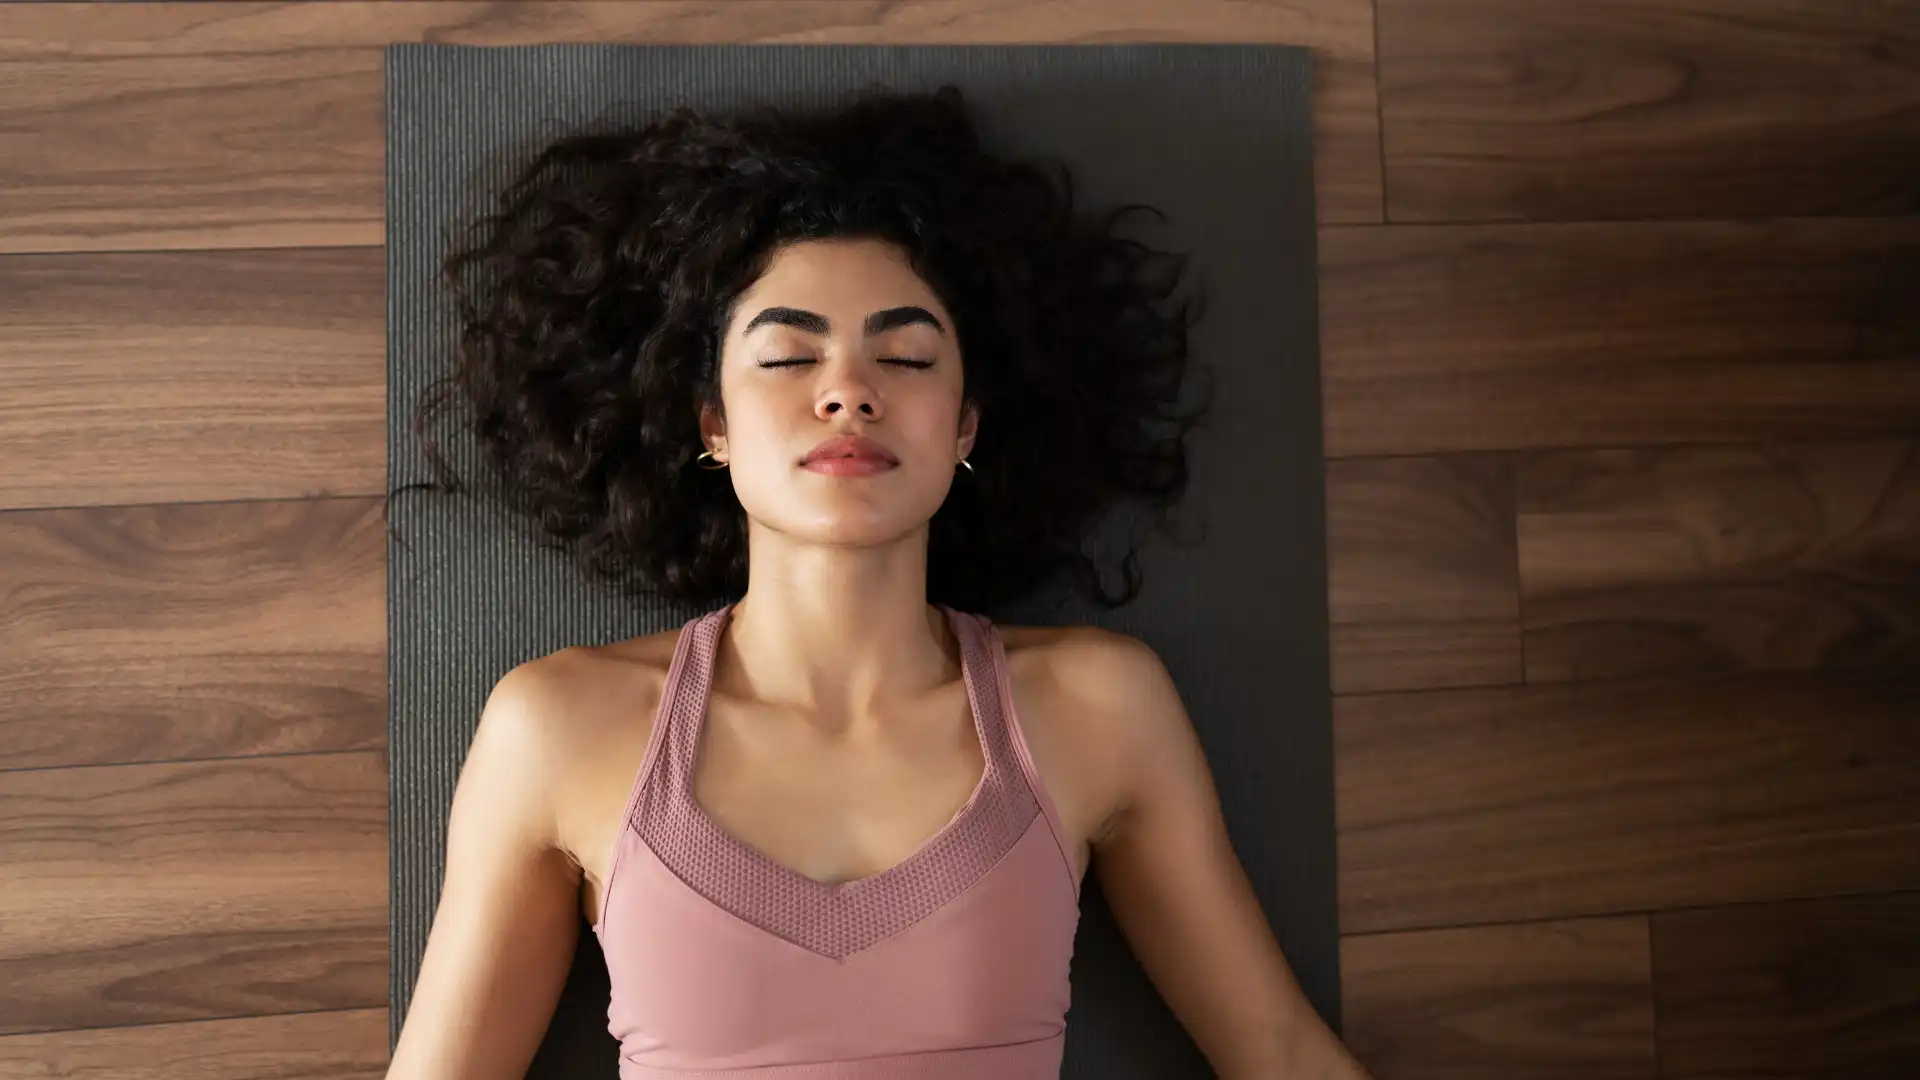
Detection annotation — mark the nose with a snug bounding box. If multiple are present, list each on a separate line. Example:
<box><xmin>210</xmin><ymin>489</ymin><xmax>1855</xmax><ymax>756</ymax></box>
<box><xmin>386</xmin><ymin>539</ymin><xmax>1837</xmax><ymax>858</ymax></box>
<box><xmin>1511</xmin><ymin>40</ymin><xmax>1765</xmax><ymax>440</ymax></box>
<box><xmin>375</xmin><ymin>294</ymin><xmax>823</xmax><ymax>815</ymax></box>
<box><xmin>815</xmin><ymin>366</ymin><xmax>884</xmax><ymax>422</ymax></box>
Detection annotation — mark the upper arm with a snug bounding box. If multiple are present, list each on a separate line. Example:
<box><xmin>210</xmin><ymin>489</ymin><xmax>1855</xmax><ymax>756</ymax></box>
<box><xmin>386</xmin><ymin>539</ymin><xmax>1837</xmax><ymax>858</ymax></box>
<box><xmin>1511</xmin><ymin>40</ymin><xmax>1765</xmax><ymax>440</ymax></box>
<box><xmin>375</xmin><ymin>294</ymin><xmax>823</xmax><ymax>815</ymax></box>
<box><xmin>1076</xmin><ymin>631</ymin><xmax>1333</xmax><ymax>1079</ymax></box>
<box><xmin>386</xmin><ymin>659</ymin><xmax>585</xmax><ymax>1080</ymax></box>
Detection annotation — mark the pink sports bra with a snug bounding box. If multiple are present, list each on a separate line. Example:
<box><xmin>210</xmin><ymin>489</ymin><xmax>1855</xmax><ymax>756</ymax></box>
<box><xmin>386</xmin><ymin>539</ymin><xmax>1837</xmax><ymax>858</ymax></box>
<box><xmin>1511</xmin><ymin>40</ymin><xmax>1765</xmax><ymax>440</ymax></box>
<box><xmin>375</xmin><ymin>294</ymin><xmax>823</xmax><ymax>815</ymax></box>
<box><xmin>591</xmin><ymin>601</ymin><xmax>1084</xmax><ymax>1078</ymax></box>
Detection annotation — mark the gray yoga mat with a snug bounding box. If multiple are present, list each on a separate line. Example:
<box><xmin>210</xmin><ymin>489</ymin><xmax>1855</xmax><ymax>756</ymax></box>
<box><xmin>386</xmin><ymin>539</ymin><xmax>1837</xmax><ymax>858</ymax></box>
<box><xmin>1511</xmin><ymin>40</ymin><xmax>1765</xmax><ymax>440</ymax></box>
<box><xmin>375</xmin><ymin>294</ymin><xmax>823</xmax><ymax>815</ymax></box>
<box><xmin>387</xmin><ymin>41</ymin><xmax>1332</xmax><ymax>1078</ymax></box>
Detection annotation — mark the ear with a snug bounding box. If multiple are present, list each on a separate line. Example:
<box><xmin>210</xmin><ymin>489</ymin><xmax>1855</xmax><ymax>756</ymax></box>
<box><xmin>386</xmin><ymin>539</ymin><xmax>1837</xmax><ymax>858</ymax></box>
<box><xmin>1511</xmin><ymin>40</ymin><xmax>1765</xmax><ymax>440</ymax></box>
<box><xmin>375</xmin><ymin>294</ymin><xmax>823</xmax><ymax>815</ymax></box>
<box><xmin>698</xmin><ymin>400</ymin><xmax>728</xmax><ymax>457</ymax></box>
<box><xmin>957</xmin><ymin>400</ymin><xmax>981</xmax><ymax>460</ymax></box>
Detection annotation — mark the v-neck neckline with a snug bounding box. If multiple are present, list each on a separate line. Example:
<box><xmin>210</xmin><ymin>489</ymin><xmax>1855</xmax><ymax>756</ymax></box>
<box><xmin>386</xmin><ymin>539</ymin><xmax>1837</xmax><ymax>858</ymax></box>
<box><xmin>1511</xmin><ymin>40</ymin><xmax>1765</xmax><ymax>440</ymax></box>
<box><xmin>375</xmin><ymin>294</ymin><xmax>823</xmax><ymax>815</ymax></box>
<box><xmin>678</xmin><ymin>601</ymin><xmax>995</xmax><ymax>896</ymax></box>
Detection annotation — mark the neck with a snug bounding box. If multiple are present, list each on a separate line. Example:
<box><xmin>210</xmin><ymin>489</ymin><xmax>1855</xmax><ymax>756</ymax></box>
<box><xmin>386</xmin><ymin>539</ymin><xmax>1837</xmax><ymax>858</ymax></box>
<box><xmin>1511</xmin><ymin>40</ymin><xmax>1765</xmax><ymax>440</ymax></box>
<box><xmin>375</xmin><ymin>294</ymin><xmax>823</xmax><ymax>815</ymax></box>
<box><xmin>716</xmin><ymin>532</ymin><xmax>959</xmax><ymax>734</ymax></box>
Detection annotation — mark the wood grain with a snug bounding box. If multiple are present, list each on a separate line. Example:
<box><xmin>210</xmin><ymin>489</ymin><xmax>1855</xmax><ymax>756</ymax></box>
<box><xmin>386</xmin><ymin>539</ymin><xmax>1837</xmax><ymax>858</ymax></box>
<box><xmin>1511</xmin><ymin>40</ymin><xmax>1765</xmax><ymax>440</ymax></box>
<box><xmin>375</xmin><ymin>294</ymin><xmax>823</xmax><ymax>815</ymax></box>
<box><xmin>0</xmin><ymin>498</ymin><xmax>387</xmax><ymax>773</ymax></box>
<box><xmin>1375</xmin><ymin>0</ymin><xmax>1920</xmax><ymax>222</ymax></box>
<box><xmin>1652</xmin><ymin>893</ymin><xmax>1920</xmax><ymax>1080</ymax></box>
<box><xmin>1519</xmin><ymin>437</ymin><xmax>1920</xmax><ymax>684</ymax></box>
<box><xmin>1319</xmin><ymin>219</ymin><xmax>1920</xmax><ymax>458</ymax></box>
<box><xmin>0</xmin><ymin>0</ymin><xmax>1380</xmax><ymax>258</ymax></box>
<box><xmin>1341</xmin><ymin>916</ymin><xmax>1656</xmax><ymax>1080</ymax></box>
<box><xmin>0</xmin><ymin>1008</ymin><xmax>388</xmax><ymax>1080</ymax></box>
<box><xmin>1335</xmin><ymin>668</ymin><xmax>1920</xmax><ymax>934</ymax></box>
<box><xmin>0</xmin><ymin>248</ymin><xmax>386</xmax><ymax>511</ymax></box>
<box><xmin>0</xmin><ymin>752</ymin><xmax>387</xmax><ymax>1034</ymax></box>
<box><xmin>1327</xmin><ymin>454</ymin><xmax>1523</xmax><ymax>695</ymax></box>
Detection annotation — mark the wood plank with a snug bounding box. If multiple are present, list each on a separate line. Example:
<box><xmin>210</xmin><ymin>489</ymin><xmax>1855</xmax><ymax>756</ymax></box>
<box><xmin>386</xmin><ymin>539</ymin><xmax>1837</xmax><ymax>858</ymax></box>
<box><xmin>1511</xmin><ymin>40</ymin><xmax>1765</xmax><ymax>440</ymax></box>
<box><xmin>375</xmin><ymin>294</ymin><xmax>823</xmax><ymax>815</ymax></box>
<box><xmin>1327</xmin><ymin>454</ymin><xmax>1523</xmax><ymax>694</ymax></box>
<box><xmin>1341</xmin><ymin>916</ymin><xmax>1656</xmax><ymax>1080</ymax></box>
<box><xmin>0</xmin><ymin>753</ymin><xmax>387</xmax><ymax>1034</ymax></box>
<box><xmin>1319</xmin><ymin>219</ymin><xmax>1920</xmax><ymax>458</ymax></box>
<box><xmin>1335</xmin><ymin>668</ymin><xmax>1920</xmax><ymax>934</ymax></box>
<box><xmin>0</xmin><ymin>43</ymin><xmax>382</xmax><ymax>254</ymax></box>
<box><xmin>0</xmin><ymin>0</ymin><xmax>1380</xmax><ymax>258</ymax></box>
<box><xmin>1652</xmin><ymin>893</ymin><xmax>1920</xmax><ymax>1080</ymax></box>
<box><xmin>0</xmin><ymin>498</ymin><xmax>387</xmax><ymax>772</ymax></box>
<box><xmin>0</xmin><ymin>1008</ymin><xmax>388</xmax><ymax>1080</ymax></box>
<box><xmin>1375</xmin><ymin>0</ymin><xmax>1920</xmax><ymax>222</ymax></box>
<box><xmin>0</xmin><ymin>248</ymin><xmax>385</xmax><ymax>510</ymax></box>
<box><xmin>1519</xmin><ymin>437</ymin><xmax>1920</xmax><ymax>684</ymax></box>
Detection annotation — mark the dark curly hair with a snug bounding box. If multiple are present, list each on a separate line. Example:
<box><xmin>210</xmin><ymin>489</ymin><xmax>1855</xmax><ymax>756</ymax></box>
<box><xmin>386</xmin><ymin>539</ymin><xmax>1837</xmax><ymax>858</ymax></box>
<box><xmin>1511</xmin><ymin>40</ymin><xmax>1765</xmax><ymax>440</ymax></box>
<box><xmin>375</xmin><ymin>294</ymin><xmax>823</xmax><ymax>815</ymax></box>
<box><xmin>393</xmin><ymin>82</ymin><xmax>1214</xmax><ymax>614</ymax></box>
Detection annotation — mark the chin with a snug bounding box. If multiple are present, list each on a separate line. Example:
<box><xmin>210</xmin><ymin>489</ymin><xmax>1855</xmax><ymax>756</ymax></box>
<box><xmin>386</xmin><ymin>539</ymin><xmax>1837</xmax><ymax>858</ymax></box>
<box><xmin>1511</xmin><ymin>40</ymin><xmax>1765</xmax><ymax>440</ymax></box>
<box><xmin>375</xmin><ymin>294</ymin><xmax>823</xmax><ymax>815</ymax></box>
<box><xmin>807</xmin><ymin>515</ymin><xmax>914</xmax><ymax>545</ymax></box>
<box><xmin>758</xmin><ymin>505</ymin><xmax>930</xmax><ymax>548</ymax></box>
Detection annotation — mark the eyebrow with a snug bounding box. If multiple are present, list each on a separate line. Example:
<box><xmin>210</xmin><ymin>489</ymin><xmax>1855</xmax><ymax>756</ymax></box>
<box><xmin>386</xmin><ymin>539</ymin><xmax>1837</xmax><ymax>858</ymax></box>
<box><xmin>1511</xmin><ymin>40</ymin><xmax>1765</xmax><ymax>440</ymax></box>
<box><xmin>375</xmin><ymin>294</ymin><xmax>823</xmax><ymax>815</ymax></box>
<box><xmin>741</xmin><ymin>305</ymin><xmax>946</xmax><ymax>338</ymax></box>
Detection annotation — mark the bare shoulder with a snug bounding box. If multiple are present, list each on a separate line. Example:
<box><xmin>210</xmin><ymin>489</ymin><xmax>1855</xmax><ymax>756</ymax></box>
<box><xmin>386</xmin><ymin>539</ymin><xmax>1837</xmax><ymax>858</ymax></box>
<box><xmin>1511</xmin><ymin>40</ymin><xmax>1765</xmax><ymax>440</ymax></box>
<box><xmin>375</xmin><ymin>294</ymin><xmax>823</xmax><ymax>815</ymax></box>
<box><xmin>993</xmin><ymin>621</ymin><xmax>1184</xmax><ymax>851</ymax></box>
<box><xmin>996</xmin><ymin>621</ymin><xmax>1177</xmax><ymax>725</ymax></box>
<box><xmin>492</xmin><ymin>629</ymin><xmax>678</xmax><ymax>758</ymax></box>
<box><xmin>485</xmin><ymin>628</ymin><xmax>686</xmax><ymax>892</ymax></box>
<box><xmin>998</xmin><ymin>621</ymin><xmax>1165</xmax><ymax>670</ymax></box>
<box><xmin>543</xmin><ymin>623</ymin><xmax>683</xmax><ymax>750</ymax></box>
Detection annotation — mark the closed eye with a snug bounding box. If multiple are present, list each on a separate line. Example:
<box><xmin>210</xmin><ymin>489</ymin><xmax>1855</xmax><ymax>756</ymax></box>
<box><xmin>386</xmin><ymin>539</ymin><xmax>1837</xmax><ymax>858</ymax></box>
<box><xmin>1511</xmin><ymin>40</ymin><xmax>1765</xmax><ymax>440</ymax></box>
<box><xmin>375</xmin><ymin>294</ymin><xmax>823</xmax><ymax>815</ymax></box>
<box><xmin>758</xmin><ymin>357</ymin><xmax>935</xmax><ymax>369</ymax></box>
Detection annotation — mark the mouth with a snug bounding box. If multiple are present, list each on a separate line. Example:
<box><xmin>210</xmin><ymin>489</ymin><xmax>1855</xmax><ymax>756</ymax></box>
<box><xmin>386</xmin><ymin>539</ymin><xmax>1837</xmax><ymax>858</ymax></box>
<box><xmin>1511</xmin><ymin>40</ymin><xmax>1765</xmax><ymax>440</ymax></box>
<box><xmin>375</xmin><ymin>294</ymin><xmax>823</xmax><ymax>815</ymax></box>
<box><xmin>801</xmin><ymin>456</ymin><xmax>898</xmax><ymax>477</ymax></box>
<box><xmin>801</xmin><ymin>434</ymin><xmax>900</xmax><ymax>469</ymax></box>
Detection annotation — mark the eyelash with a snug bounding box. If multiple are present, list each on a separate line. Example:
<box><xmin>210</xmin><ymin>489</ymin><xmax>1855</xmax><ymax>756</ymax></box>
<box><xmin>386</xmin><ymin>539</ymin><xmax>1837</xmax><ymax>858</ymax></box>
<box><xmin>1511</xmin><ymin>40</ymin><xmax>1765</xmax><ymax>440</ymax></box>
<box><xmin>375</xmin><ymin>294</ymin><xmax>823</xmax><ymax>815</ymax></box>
<box><xmin>759</xmin><ymin>357</ymin><xmax>936</xmax><ymax>370</ymax></box>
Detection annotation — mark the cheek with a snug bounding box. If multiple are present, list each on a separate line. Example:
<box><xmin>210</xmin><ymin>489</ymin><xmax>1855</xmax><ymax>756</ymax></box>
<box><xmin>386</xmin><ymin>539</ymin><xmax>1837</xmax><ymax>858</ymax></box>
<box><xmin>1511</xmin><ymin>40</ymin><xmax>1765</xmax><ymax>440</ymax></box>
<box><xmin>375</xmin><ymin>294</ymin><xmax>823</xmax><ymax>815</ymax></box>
<box><xmin>720</xmin><ymin>388</ymin><xmax>791</xmax><ymax>447</ymax></box>
<box><xmin>900</xmin><ymin>394</ymin><xmax>963</xmax><ymax>441</ymax></box>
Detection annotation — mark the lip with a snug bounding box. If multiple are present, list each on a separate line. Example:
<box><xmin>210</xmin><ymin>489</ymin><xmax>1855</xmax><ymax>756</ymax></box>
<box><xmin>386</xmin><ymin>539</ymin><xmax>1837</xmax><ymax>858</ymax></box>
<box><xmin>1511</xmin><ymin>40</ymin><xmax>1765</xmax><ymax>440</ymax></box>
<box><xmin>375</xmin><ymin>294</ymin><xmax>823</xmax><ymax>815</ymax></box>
<box><xmin>801</xmin><ymin>434</ymin><xmax>900</xmax><ymax>467</ymax></box>
<box><xmin>803</xmin><ymin>457</ymin><xmax>897</xmax><ymax>477</ymax></box>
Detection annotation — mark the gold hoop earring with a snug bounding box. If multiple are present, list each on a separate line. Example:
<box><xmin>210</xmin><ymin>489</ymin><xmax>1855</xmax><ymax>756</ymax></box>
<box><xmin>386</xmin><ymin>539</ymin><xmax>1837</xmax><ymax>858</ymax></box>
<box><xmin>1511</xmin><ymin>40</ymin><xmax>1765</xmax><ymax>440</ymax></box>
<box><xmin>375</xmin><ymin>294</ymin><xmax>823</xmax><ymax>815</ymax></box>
<box><xmin>957</xmin><ymin>457</ymin><xmax>974</xmax><ymax>474</ymax></box>
<box><xmin>695</xmin><ymin>448</ymin><xmax>729</xmax><ymax>470</ymax></box>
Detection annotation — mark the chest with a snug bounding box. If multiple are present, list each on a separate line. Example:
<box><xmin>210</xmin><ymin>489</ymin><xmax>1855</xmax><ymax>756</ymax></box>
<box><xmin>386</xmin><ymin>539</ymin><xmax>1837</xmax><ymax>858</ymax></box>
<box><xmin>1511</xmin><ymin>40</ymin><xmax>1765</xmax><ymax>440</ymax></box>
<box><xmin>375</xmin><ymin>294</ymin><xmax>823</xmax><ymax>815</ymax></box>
<box><xmin>569</xmin><ymin>642</ymin><xmax>1102</xmax><ymax>926</ymax></box>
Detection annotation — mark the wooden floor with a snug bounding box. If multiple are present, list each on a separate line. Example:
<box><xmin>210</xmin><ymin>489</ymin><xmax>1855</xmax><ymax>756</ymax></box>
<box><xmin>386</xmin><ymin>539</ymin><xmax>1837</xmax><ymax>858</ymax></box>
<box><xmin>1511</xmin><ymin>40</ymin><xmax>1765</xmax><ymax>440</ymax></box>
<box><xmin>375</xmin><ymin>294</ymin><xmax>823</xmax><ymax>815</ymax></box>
<box><xmin>2</xmin><ymin>2</ymin><xmax>1915</xmax><ymax>1077</ymax></box>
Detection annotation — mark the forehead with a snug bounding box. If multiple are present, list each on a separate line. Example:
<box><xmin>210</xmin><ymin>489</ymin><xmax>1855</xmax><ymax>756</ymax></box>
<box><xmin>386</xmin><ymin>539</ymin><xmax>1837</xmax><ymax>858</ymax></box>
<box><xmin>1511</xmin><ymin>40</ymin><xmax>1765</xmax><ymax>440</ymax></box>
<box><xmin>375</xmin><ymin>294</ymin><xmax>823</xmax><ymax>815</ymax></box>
<box><xmin>733</xmin><ymin>238</ymin><xmax>945</xmax><ymax>324</ymax></box>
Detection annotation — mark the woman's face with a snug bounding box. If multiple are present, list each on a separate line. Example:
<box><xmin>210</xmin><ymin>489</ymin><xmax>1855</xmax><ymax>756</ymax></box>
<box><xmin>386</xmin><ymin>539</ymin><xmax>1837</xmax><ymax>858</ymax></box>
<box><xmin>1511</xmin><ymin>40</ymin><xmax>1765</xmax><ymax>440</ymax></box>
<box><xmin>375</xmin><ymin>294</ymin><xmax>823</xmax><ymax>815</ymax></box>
<box><xmin>703</xmin><ymin>237</ymin><xmax>979</xmax><ymax>547</ymax></box>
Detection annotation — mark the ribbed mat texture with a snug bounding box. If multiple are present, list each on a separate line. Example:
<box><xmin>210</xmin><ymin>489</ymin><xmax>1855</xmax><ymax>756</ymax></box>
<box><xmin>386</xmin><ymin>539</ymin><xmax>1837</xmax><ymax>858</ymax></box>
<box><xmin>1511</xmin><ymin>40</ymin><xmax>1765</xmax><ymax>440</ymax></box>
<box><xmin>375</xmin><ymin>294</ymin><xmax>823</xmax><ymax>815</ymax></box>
<box><xmin>386</xmin><ymin>42</ymin><xmax>1331</xmax><ymax>1078</ymax></box>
